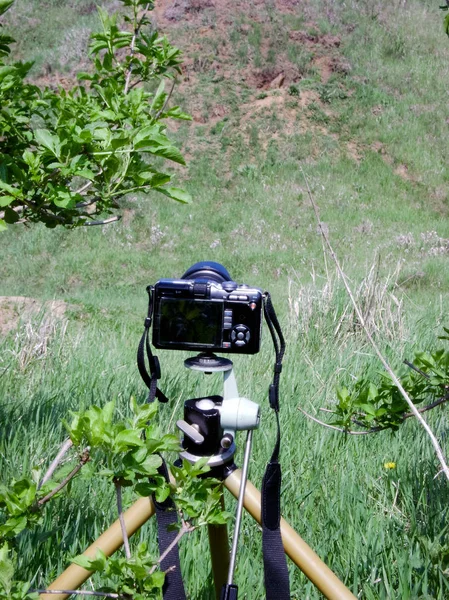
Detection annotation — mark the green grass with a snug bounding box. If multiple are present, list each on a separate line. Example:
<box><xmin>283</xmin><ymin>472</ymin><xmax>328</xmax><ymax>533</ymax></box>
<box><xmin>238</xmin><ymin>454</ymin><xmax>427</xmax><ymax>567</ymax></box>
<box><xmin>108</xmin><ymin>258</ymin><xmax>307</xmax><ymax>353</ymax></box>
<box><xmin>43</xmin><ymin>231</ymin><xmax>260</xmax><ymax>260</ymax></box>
<box><xmin>1</xmin><ymin>0</ymin><xmax>449</xmax><ymax>597</ymax></box>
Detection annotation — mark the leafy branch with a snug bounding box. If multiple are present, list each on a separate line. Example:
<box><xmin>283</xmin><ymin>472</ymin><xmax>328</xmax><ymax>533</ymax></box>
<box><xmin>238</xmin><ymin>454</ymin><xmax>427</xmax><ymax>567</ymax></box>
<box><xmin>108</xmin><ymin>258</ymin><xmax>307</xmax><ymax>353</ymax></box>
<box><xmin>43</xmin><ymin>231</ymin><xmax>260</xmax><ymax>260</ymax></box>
<box><xmin>0</xmin><ymin>395</ymin><xmax>230</xmax><ymax>599</ymax></box>
<box><xmin>317</xmin><ymin>348</ymin><xmax>449</xmax><ymax>433</ymax></box>
<box><xmin>0</xmin><ymin>0</ymin><xmax>192</xmax><ymax>231</ymax></box>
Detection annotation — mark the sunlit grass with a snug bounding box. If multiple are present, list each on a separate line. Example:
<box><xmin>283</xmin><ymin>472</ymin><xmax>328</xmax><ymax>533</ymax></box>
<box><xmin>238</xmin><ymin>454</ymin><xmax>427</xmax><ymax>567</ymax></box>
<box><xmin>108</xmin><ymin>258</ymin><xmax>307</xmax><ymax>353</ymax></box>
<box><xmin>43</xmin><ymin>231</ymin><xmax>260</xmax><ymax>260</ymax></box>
<box><xmin>1</xmin><ymin>0</ymin><xmax>449</xmax><ymax>597</ymax></box>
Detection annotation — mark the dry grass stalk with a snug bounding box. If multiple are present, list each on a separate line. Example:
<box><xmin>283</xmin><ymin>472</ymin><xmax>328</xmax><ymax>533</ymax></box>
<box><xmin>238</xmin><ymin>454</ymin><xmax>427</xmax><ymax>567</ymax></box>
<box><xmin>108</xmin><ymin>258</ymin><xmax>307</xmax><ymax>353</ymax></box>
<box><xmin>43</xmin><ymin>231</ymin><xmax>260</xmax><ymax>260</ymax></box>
<box><xmin>2</xmin><ymin>299</ymin><xmax>69</xmax><ymax>371</ymax></box>
<box><xmin>288</xmin><ymin>259</ymin><xmax>405</xmax><ymax>343</ymax></box>
<box><xmin>300</xmin><ymin>166</ymin><xmax>449</xmax><ymax>482</ymax></box>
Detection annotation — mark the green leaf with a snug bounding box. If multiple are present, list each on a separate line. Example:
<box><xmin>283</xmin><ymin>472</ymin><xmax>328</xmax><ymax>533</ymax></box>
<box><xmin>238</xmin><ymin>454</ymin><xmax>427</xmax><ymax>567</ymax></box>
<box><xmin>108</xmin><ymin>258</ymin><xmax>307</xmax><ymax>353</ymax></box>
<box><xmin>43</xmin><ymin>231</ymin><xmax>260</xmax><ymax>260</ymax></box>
<box><xmin>151</xmin><ymin>570</ymin><xmax>166</xmax><ymax>588</ymax></box>
<box><xmin>163</xmin><ymin>106</ymin><xmax>192</xmax><ymax>120</ymax></box>
<box><xmin>150</xmin><ymin>80</ymin><xmax>166</xmax><ymax>113</ymax></box>
<box><xmin>0</xmin><ymin>180</ymin><xmax>21</xmax><ymax>197</ymax></box>
<box><xmin>0</xmin><ymin>194</ymin><xmax>15</xmax><ymax>207</ymax></box>
<box><xmin>145</xmin><ymin>144</ymin><xmax>186</xmax><ymax>165</ymax></box>
<box><xmin>71</xmin><ymin>548</ymin><xmax>107</xmax><ymax>572</ymax></box>
<box><xmin>114</xmin><ymin>428</ymin><xmax>145</xmax><ymax>450</ymax></box>
<box><xmin>154</xmin><ymin>484</ymin><xmax>170</xmax><ymax>503</ymax></box>
<box><xmin>76</xmin><ymin>169</ymin><xmax>96</xmax><ymax>181</ymax></box>
<box><xmin>0</xmin><ymin>0</ymin><xmax>14</xmax><ymax>17</ymax></box>
<box><xmin>156</xmin><ymin>186</ymin><xmax>192</xmax><ymax>203</ymax></box>
<box><xmin>52</xmin><ymin>190</ymin><xmax>76</xmax><ymax>209</ymax></box>
<box><xmin>133</xmin><ymin>125</ymin><xmax>160</xmax><ymax>148</ymax></box>
<box><xmin>134</xmin><ymin>481</ymin><xmax>157</xmax><ymax>496</ymax></box>
<box><xmin>0</xmin><ymin>65</ymin><xmax>16</xmax><ymax>81</ymax></box>
<box><xmin>34</xmin><ymin>129</ymin><xmax>60</xmax><ymax>158</ymax></box>
<box><xmin>0</xmin><ymin>218</ymin><xmax>7</xmax><ymax>231</ymax></box>
<box><xmin>445</xmin><ymin>12</ymin><xmax>449</xmax><ymax>36</ymax></box>
<box><xmin>0</xmin><ymin>542</ymin><xmax>14</xmax><ymax>593</ymax></box>
<box><xmin>22</xmin><ymin>150</ymin><xmax>39</xmax><ymax>170</ymax></box>
<box><xmin>0</xmin><ymin>515</ymin><xmax>28</xmax><ymax>537</ymax></box>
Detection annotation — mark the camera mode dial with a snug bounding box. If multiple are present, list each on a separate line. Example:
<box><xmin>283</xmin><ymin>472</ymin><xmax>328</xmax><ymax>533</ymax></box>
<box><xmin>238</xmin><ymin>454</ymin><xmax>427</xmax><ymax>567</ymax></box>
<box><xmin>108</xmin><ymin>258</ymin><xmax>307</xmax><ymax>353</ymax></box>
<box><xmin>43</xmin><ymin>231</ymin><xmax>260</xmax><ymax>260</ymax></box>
<box><xmin>222</xmin><ymin>281</ymin><xmax>238</xmax><ymax>293</ymax></box>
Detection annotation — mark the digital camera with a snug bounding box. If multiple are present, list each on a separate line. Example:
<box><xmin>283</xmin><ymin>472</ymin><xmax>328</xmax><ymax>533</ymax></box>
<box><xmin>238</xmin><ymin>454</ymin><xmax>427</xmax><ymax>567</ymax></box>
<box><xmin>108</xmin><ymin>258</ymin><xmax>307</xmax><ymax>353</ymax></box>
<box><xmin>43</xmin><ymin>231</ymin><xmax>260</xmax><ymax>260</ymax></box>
<box><xmin>151</xmin><ymin>261</ymin><xmax>263</xmax><ymax>354</ymax></box>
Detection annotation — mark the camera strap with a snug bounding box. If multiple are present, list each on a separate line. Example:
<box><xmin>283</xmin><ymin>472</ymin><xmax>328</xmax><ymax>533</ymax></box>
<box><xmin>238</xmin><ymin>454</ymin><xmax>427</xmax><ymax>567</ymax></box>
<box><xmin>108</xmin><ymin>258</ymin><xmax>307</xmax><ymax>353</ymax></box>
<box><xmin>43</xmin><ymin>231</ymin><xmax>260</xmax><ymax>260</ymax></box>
<box><xmin>137</xmin><ymin>286</ymin><xmax>169</xmax><ymax>403</ymax></box>
<box><xmin>261</xmin><ymin>292</ymin><xmax>290</xmax><ymax>599</ymax></box>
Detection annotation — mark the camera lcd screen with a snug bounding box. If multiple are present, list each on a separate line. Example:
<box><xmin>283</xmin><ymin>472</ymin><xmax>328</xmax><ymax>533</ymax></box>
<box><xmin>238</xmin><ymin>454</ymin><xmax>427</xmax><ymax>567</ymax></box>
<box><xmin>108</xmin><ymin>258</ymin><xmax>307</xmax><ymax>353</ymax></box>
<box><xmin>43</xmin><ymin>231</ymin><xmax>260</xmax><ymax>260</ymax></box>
<box><xmin>158</xmin><ymin>299</ymin><xmax>223</xmax><ymax>346</ymax></box>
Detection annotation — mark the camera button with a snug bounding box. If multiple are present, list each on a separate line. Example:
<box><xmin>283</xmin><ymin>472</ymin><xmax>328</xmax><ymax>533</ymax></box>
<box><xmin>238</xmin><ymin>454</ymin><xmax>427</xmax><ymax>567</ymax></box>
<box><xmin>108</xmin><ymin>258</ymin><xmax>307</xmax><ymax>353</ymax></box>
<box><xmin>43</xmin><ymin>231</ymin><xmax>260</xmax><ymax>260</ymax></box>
<box><xmin>228</xmin><ymin>294</ymin><xmax>239</xmax><ymax>300</ymax></box>
<box><xmin>238</xmin><ymin>295</ymin><xmax>248</xmax><ymax>301</ymax></box>
<box><xmin>224</xmin><ymin>309</ymin><xmax>233</xmax><ymax>317</ymax></box>
<box><xmin>235</xmin><ymin>340</ymin><xmax>246</xmax><ymax>347</ymax></box>
<box><xmin>237</xmin><ymin>332</ymin><xmax>245</xmax><ymax>340</ymax></box>
<box><xmin>224</xmin><ymin>322</ymin><xmax>232</xmax><ymax>329</ymax></box>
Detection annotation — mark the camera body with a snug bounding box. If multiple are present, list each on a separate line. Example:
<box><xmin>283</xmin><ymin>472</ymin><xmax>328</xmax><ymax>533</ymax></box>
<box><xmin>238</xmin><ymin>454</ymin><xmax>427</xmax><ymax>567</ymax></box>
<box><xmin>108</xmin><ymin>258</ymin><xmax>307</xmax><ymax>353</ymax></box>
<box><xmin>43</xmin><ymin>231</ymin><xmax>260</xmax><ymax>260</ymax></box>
<box><xmin>151</xmin><ymin>262</ymin><xmax>263</xmax><ymax>355</ymax></box>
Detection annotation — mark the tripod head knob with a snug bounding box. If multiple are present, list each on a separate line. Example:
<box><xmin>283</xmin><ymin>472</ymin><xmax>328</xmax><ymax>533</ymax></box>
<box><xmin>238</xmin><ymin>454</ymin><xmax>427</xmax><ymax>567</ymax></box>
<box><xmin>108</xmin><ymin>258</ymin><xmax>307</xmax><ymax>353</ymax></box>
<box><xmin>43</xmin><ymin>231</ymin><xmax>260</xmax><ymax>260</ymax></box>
<box><xmin>176</xmin><ymin>419</ymin><xmax>205</xmax><ymax>445</ymax></box>
<box><xmin>219</xmin><ymin>397</ymin><xmax>260</xmax><ymax>434</ymax></box>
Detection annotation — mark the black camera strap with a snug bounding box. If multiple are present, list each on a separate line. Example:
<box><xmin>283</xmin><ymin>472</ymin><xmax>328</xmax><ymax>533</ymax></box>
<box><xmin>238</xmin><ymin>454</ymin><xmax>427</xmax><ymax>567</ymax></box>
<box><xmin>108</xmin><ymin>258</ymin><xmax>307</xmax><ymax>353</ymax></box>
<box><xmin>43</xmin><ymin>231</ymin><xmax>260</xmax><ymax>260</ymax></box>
<box><xmin>261</xmin><ymin>292</ymin><xmax>290</xmax><ymax>600</ymax></box>
<box><xmin>137</xmin><ymin>285</ymin><xmax>169</xmax><ymax>403</ymax></box>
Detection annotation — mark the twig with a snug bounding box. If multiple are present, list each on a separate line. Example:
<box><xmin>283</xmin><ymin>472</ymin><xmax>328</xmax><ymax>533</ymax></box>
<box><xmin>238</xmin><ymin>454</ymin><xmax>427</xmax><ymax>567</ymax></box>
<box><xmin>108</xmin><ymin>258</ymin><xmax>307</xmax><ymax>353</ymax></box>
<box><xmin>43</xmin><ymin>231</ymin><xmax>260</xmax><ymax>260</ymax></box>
<box><xmin>402</xmin><ymin>392</ymin><xmax>449</xmax><ymax>418</ymax></box>
<box><xmin>38</xmin><ymin>438</ymin><xmax>73</xmax><ymax>490</ymax></box>
<box><xmin>301</xmin><ymin>166</ymin><xmax>449</xmax><ymax>482</ymax></box>
<box><xmin>75</xmin><ymin>168</ymin><xmax>103</xmax><ymax>197</ymax></box>
<box><xmin>318</xmin><ymin>392</ymin><xmax>449</xmax><ymax>432</ymax></box>
<box><xmin>155</xmin><ymin>79</ymin><xmax>176</xmax><ymax>121</ymax></box>
<box><xmin>76</xmin><ymin>197</ymin><xmax>100</xmax><ymax>209</ymax></box>
<box><xmin>115</xmin><ymin>479</ymin><xmax>131</xmax><ymax>560</ymax></box>
<box><xmin>298</xmin><ymin>407</ymin><xmax>377</xmax><ymax>435</ymax></box>
<box><xmin>32</xmin><ymin>591</ymin><xmax>125</xmax><ymax>598</ymax></box>
<box><xmin>81</xmin><ymin>216</ymin><xmax>121</xmax><ymax>226</ymax></box>
<box><xmin>124</xmin><ymin>3</ymin><xmax>151</xmax><ymax>95</ymax></box>
<box><xmin>350</xmin><ymin>417</ymin><xmax>386</xmax><ymax>432</ymax></box>
<box><xmin>403</xmin><ymin>359</ymin><xmax>431</xmax><ymax>379</ymax></box>
<box><xmin>149</xmin><ymin>519</ymin><xmax>194</xmax><ymax>575</ymax></box>
<box><xmin>37</xmin><ymin>448</ymin><xmax>90</xmax><ymax>506</ymax></box>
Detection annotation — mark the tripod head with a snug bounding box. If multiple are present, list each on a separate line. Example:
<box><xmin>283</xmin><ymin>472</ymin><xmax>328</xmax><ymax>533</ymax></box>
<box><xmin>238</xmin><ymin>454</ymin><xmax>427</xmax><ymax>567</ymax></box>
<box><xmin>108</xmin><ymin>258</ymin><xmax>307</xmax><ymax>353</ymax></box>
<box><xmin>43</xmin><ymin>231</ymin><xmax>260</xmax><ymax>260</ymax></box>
<box><xmin>176</xmin><ymin>352</ymin><xmax>260</xmax><ymax>471</ymax></box>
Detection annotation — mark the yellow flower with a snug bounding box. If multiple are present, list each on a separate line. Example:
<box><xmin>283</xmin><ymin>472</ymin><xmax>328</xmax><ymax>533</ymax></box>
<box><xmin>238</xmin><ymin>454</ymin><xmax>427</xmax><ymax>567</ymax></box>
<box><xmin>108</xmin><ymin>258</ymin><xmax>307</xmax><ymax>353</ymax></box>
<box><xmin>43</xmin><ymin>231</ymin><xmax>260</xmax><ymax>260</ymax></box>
<box><xmin>384</xmin><ymin>462</ymin><xmax>396</xmax><ymax>469</ymax></box>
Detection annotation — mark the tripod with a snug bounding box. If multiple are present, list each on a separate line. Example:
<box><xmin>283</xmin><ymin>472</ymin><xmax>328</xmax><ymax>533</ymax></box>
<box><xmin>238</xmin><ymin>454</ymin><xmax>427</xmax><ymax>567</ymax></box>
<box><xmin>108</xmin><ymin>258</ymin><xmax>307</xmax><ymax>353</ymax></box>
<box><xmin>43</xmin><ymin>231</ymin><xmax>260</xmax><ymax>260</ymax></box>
<box><xmin>40</xmin><ymin>354</ymin><xmax>357</xmax><ymax>600</ymax></box>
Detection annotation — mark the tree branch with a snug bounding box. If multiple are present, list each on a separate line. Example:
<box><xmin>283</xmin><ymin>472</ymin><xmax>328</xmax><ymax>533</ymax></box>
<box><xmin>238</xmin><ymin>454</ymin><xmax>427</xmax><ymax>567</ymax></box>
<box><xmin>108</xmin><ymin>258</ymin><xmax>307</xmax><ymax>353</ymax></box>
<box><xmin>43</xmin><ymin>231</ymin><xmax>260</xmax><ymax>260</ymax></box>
<box><xmin>149</xmin><ymin>519</ymin><xmax>194</xmax><ymax>575</ymax></box>
<box><xmin>114</xmin><ymin>479</ymin><xmax>131</xmax><ymax>560</ymax></box>
<box><xmin>403</xmin><ymin>392</ymin><xmax>449</xmax><ymax>418</ymax></box>
<box><xmin>76</xmin><ymin>197</ymin><xmax>100</xmax><ymax>209</ymax></box>
<box><xmin>124</xmin><ymin>3</ymin><xmax>152</xmax><ymax>95</ymax></box>
<box><xmin>298</xmin><ymin>407</ymin><xmax>377</xmax><ymax>435</ymax></box>
<box><xmin>155</xmin><ymin>79</ymin><xmax>176</xmax><ymax>121</ymax></box>
<box><xmin>317</xmin><ymin>392</ymin><xmax>449</xmax><ymax>433</ymax></box>
<box><xmin>403</xmin><ymin>359</ymin><xmax>431</xmax><ymax>379</ymax></box>
<box><xmin>301</xmin><ymin>166</ymin><xmax>449</xmax><ymax>481</ymax></box>
<box><xmin>81</xmin><ymin>216</ymin><xmax>121</xmax><ymax>226</ymax></box>
<box><xmin>32</xmin><ymin>591</ymin><xmax>126</xmax><ymax>598</ymax></box>
<box><xmin>38</xmin><ymin>438</ymin><xmax>73</xmax><ymax>491</ymax></box>
<box><xmin>37</xmin><ymin>448</ymin><xmax>90</xmax><ymax>506</ymax></box>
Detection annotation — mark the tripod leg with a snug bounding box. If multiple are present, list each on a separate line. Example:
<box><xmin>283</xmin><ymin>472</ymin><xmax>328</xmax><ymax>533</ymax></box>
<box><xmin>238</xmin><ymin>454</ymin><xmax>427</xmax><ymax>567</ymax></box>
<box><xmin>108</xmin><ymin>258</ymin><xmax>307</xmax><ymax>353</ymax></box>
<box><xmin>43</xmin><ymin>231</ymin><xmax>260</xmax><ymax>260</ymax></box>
<box><xmin>39</xmin><ymin>496</ymin><xmax>156</xmax><ymax>600</ymax></box>
<box><xmin>208</xmin><ymin>496</ymin><xmax>230</xmax><ymax>600</ymax></box>
<box><xmin>224</xmin><ymin>470</ymin><xmax>357</xmax><ymax>600</ymax></box>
